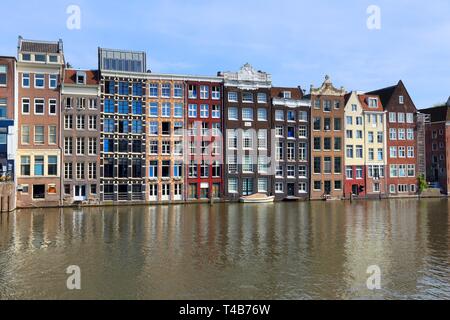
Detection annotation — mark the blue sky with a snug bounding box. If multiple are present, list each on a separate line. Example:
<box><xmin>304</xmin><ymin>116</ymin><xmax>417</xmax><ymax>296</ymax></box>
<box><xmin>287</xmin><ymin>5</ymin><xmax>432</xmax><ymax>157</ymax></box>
<box><xmin>1</xmin><ymin>0</ymin><xmax>449</xmax><ymax>108</ymax></box>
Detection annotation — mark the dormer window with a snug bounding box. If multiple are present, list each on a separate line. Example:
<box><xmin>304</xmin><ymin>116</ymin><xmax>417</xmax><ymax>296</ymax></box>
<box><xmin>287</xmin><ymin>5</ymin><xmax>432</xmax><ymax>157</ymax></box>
<box><xmin>49</xmin><ymin>55</ymin><xmax>58</xmax><ymax>63</ymax></box>
<box><xmin>283</xmin><ymin>91</ymin><xmax>291</xmax><ymax>99</ymax></box>
<box><xmin>22</xmin><ymin>53</ymin><xmax>31</xmax><ymax>61</ymax></box>
<box><xmin>76</xmin><ymin>72</ymin><xmax>86</xmax><ymax>85</ymax></box>
<box><xmin>399</xmin><ymin>96</ymin><xmax>404</xmax><ymax>104</ymax></box>
<box><xmin>368</xmin><ymin>98</ymin><xmax>378</xmax><ymax>108</ymax></box>
<box><xmin>35</xmin><ymin>54</ymin><xmax>46</xmax><ymax>62</ymax></box>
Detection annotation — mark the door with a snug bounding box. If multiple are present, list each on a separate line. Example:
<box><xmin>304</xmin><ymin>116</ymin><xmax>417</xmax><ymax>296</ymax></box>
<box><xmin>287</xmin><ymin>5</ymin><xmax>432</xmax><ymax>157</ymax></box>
<box><xmin>352</xmin><ymin>184</ymin><xmax>359</xmax><ymax>196</ymax></box>
<box><xmin>287</xmin><ymin>183</ymin><xmax>295</xmax><ymax>197</ymax></box>
<box><xmin>324</xmin><ymin>181</ymin><xmax>332</xmax><ymax>195</ymax></box>
<box><xmin>242</xmin><ymin>179</ymin><xmax>253</xmax><ymax>196</ymax></box>
<box><xmin>74</xmin><ymin>185</ymin><xmax>87</xmax><ymax>201</ymax></box>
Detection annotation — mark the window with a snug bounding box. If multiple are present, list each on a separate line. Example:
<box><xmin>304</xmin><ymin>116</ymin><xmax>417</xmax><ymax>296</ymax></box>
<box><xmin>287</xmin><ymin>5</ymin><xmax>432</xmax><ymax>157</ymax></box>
<box><xmin>149</xmin><ymin>161</ymin><xmax>158</xmax><ymax>178</ymax></box>
<box><xmin>76</xmin><ymin>115</ymin><xmax>85</xmax><ymax>130</ymax></box>
<box><xmin>49</xmin><ymin>75</ymin><xmax>57</xmax><ymax>89</ymax></box>
<box><xmin>104</xmin><ymin>99</ymin><xmax>114</xmax><ymax>113</ymax></box>
<box><xmin>407</xmin><ymin>147</ymin><xmax>414</xmax><ymax>158</ymax></box>
<box><xmin>398</xmin><ymin>113</ymin><xmax>405</xmax><ymax>123</ymax></box>
<box><xmin>118</xmin><ymin>82</ymin><xmax>128</xmax><ymax>95</ymax></box>
<box><xmin>407</xmin><ymin>165</ymin><xmax>415</xmax><ymax>177</ymax></box>
<box><xmin>298</xmin><ymin>126</ymin><xmax>307</xmax><ymax>138</ymax></box>
<box><xmin>390</xmin><ymin>128</ymin><xmax>397</xmax><ymax>140</ymax></box>
<box><xmin>287</xmin><ymin>111</ymin><xmax>295</xmax><ymax>122</ymax></box>
<box><xmin>228</xmin><ymin>178</ymin><xmax>238</xmax><ymax>193</ymax></box>
<box><xmin>88</xmin><ymin>162</ymin><xmax>97</xmax><ymax>180</ymax></box>
<box><xmin>287</xmin><ymin>142</ymin><xmax>295</xmax><ymax>161</ymax></box>
<box><xmin>149</xmin><ymin>83</ymin><xmax>158</xmax><ymax>97</ymax></box>
<box><xmin>356</xmin><ymin>167</ymin><xmax>363</xmax><ymax>179</ymax></box>
<box><xmin>299</xmin><ymin>143</ymin><xmax>307</xmax><ymax>161</ymax></box>
<box><xmin>212</xmin><ymin>86</ymin><xmax>220</xmax><ymax>100</ymax></box>
<box><xmin>389</xmin><ymin>112</ymin><xmax>397</xmax><ymax>123</ymax></box>
<box><xmin>35</xmin><ymin>74</ymin><xmax>45</xmax><ymax>88</ymax></box>
<box><xmin>377</xmin><ymin>149</ymin><xmax>383</xmax><ymax>161</ymax></box>
<box><xmin>356</xmin><ymin>146</ymin><xmax>363</xmax><ymax>158</ymax></box>
<box><xmin>76</xmin><ymin>163</ymin><xmax>85</xmax><ymax>180</ymax></box>
<box><xmin>346</xmin><ymin>145</ymin><xmax>354</xmax><ymax>158</ymax></box>
<box><xmin>64</xmin><ymin>163</ymin><xmax>73</xmax><ymax>180</ymax></box>
<box><xmin>20</xmin><ymin>98</ymin><xmax>30</xmax><ymax>114</ymax></box>
<box><xmin>47</xmin><ymin>156</ymin><xmax>57</xmax><ymax>176</ymax></box>
<box><xmin>390</xmin><ymin>147</ymin><xmax>397</xmax><ymax>158</ymax></box>
<box><xmin>346</xmin><ymin>166</ymin><xmax>353</xmax><ymax>179</ymax></box>
<box><xmin>188</xmin><ymin>104</ymin><xmax>197</xmax><ymax>118</ymax></box>
<box><xmin>34</xmin><ymin>156</ymin><xmax>44</xmax><ymax>176</ymax></box>
<box><xmin>200</xmin><ymin>104</ymin><xmax>209</xmax><ymax>118</ymax></box>
<box><xmin>104</xmin><ymin>118</ymin><xmax>114</xmax><ymax>133</ymax></box>
<box><xmin>132</xmin><ymin>83</ymin><xmax>143</xmax><ymax>96</ymax></box>
<box><xmin>275</xmin><ymin>183</ymin><xmax>284</xmax><ymax>193</ymax></box>
<box><xmin>162</xmin><ymin>83</ymin><xmax>171</xmax><ymax>97</ymax></box>
<box><xmin>334</xmin><ymin>137</ymin><xmax>342</xmax><ymax>151</ymax></box>
<box><xmin>34</xmin><ymin>126</ymin><xmax>44</xmax><ymax>144</ymax></box>
<box><xmin>334</xmin><ymin>157</ymin><xmax>342</xmax><ymax>174</ymax></box>
<box><xmin>334</xmin><ymin>118</ymin><xmax>341</xmax><ymax>130</ymax></box>
<box><xmin>406</xmin><ymin>113</ymin><xmax>414</xmax><ymax>123</ymax></box>
<box><xmin>323</xmin><ymin>100</ymin><xmax>331</xmax><ymax>112</ymax></box>
<box><xmin>368</xmin><ymin>131</ymin><xmax>374</xmax><ymax>143</ymax></box>
<box><xmin>346</xmin><ymin>116</ymin><xmax>353</xmax><ymax>125</ymax></box>
<box><xmin>407</xmin><ymin>129</ymin><xmax>414</xmax><ymax>140</ymax></box>
<box><xmin>48</xmin><ymin>126</ymin><xmax>56</xmax><ymax>145</ymax></box>
<box><xmin>242</xmin><ymin>155</ymin><xmax>253</xmax><ymax>173</ymax></box>
<box><xmin>22</xmin><ymin>73</ymin><xmax>30</xmax><ymax>87</ymax></box>
<box><xmin>161</xmin><ymin>103</ymin><xmax>171</xmax><ymax>117</ymax></box>
<box><xmin>131</xmin><ymin>120</ymin><xmax>142</xmax><ymax>134</ymax></box>
<box><xmin>299</xmin><ymin>111</ymin><xmax>308</xmax><ymax>122</ymax></box>
<box><xmin>313</xmin><ymin>117</ymin><xmax>321</xmax><ymax>131</ymax></box>
<box><xmin>132</xmin><ymin>101</ymin><xmax>143</xmax><ymax>115</ymax></box>
<box><xmin>257</xmin><ymin>108</ymin><xmax>267</xmax><ymax>121</ymax></box>
<box><xmin>258</xmin><ymin>156</ymin><xmax>268</xmax><ymax>174</ymax></box>
<box><xmin>258</xmin><ymin>130</ymin><xmax>267</xmax><ymax>149</ymax></box>
<box><xmin>287</xmin><ymin>165</ymin><xmax>295</xmax><ymax>178</ymax></box>
<box><xmin>368</xmin><ymin>148</ymin><xmax>374</xmax><ymax>161</ymax></box>
<box><xmin>398</xmin><ymin>129</ymin><xmax>405</xmax><ymax>140</ymax></box>
<box><xmin>173</xmin><ymin>103</ymin><xmax>183</xmax><ymax>118</ymax></box>
<box><xmin>276</xmin><ymin>142</ymin><xmax>284</xmax><ymax>161</ymax></box>
<box><xmin>324</xmin><ymin>118</ymin><xmax>331</xmax><ymax>131</ymax></box>
<box><xmin>21</xmin><ymin>156</ymin><xmax>31</xmax><ymax>176</ymax></box>
<box><xmin>86</xmin><ymin>138</ymin><xmax>96</xmax><ymax>155</ymax></box>
<box><xmin>314</xmin><ymin>157</ymin><xmax>321</xmax><ymax>174</ymax></box>
<box><xmin>257</xmin><ymin>93</ymin><xmax>267</xmax><ymax>103</ymax></box>
<box><xmin>323</xmin><ymin>137</ymin><xmax>331</xmax><ymax>151</ymax></box>
<box><xmin>64</xmin><ymin>137</ymin><xmax>73</xmax><ymax>155</ymax></box>
<box><xmin>228</xmin><ymin>130</ymin><xmax>237</xmax><ymax>149</ymax></box>
<box><xmin>34</xmin><ymin>98</ymin><xmax>45</xmax><ymax>115</ymax></box>
<box><xmin>243</xmin><ymin>131</ymin><xmax>253</xmax><ymax>149</ymax></box>
<box><xmin>48</xmin><ymin>99</ymin><xmax>57</xmax><ymax>115</ymax></box>
<box><xmin>200</xmin><ymin>85</ymin><xmax>209</xmax><ymax>99</ymax></box>
<box><xmin>242</xmin><ymin>92</ymin><xmax>253</xmax><ymax>103</ymax></box>
<box><xmin>377</xmin><ymin>132</ymin><xmax>383</xmax><ymax>143</ymax></box>
<box><xmin>242</xmin><ymin>108</ymin><xmax>253</xmax><ymax>121</ymax></box>
<box><xmin>399</xmin><ymin>96</ymin><xmax>404</xmax><ymax>104</ymax></box>
<box><xmin>76</xmin><ymin>137</ymin><xmax>85</xmax><ymax>155</ymax></box>
<box><xmin>88</xmin><ymin>115</ymin><xmax>97</xmax><ymax>130</ymax></box>
<box><xmin>275</xmin><ymin>110</ymin><xmax>284</xmax><ymax>121</ymax></box>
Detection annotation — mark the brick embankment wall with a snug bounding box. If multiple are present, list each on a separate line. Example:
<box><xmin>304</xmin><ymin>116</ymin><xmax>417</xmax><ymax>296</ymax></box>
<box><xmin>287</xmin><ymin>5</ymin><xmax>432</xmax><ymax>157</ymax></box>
<box><xmin>0</xmin><ymin>183</ymin><xmax>16</xmax><ymax>212</ymax></box>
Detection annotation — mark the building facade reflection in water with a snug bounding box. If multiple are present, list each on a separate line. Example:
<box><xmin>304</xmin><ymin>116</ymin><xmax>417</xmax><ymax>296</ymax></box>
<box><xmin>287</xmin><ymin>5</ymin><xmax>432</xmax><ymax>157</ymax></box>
<box><xmin>0</xmin><ymin>199</ymin><xmax>449</xmax><ymax>299</ymax></box>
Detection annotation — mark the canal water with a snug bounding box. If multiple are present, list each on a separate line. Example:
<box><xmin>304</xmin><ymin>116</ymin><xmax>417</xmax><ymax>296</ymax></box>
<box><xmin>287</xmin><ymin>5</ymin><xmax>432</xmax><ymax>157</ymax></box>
<box><xmin>0</xmin><ymin>199</ymin><xmax>449</xmax><ymax>300</ymax></box>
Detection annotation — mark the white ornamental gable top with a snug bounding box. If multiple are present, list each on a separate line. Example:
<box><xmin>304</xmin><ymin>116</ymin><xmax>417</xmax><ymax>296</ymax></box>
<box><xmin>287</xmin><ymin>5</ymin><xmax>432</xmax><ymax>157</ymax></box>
<box><xmin>221</xmin><ymin>63</ymin><xmax>272</xmax><ymax>87</ymax></box>
<box><xmin>310</xmin><ymin>75</ymin><xmax>346</xmax><ymax>96</ymax></box>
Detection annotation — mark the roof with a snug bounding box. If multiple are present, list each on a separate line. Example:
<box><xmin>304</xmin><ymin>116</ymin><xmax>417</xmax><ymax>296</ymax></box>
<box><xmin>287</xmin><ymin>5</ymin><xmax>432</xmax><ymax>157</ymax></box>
<box><xmin>420</xmin><ymin>105</ymin><xmax>450</xmax><ymax>122</ymax></box>
<box><xmin>19</xmin><ymin>38</ymin><xmax>63</xmax><ymax>54</ymax></box>
<box><xmin>271</xmin><ymin>87</ymin><xmax>304</xmax><ymax>99</ymax></box>
<box><xmin>366</xmin><ymin>84</ymin><xmax>396</xmax><ymax>108</ymax></box>
<box><xmin>358</xmin><ymin>94</ymin><xmax>384</xmax><ymax>112</ymax></box>
<box><xmin>64</xmin><ymin>69</ymin><xmax>99</xmax><ymax>85</ymax></box>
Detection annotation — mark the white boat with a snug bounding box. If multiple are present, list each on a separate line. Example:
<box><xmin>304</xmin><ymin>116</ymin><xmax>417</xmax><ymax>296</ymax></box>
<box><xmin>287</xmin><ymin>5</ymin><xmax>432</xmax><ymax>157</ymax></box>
<box><xmin>240</xmin><ymin>193</ymin><xmax>275</xmax><ymax>203</ymax></box>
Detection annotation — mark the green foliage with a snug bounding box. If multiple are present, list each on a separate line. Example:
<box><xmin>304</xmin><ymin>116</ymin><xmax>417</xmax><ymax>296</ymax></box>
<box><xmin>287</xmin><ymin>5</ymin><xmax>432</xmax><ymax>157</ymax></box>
<box><xmin>418</xmin><ymin>175</ymin><xmax>428</xmax><ymax>193</ymax></box>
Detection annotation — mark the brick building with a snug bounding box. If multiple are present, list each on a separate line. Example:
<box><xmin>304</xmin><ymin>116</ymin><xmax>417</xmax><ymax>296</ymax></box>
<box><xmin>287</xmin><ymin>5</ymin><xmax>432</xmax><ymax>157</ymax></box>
<box><xmin>422</xmin><ymin>99</ymin><xmax>450</xmax><ymax>194</ymax></box>
<box><xmin>61</xmin><ymin>69</ymin><xmax>100</xmax><ymax>204</ymax></box>
<box><xmin>16</xmin><ymin>37</ymin><xmax>65</xmax><ymax>207</ymax></box>
<box><xmin>185</xmin><ymin>78</ymin><xmax>223</xmax><ymax>200</ymax></box>
<box><xmin>0</xmin><ymin>56</ymin><xmax>16</xmax><ymax>179</ymax></box>
<box><xmin>271</xmin><ymin>87</ymin><xmax>310</xmax><ymax>200</ymax></box>
<box><xmin>368</xmin><ymin>81</ymin><xmax>419</xmax><ymax>196</ymax></box>
<box><xmin>309</xmin><ymin>76</ymin><xmax>346</xmax><ymax>200</ymax></box>
<box><xmin>98</xmin><ymin>48</ymin><xmax>147</xmax><ymax>203</ymax></box>
<box><xmin>219</xmin><ymin>64</ymin><xmax>273</xmax><ymax>200</ymax></box>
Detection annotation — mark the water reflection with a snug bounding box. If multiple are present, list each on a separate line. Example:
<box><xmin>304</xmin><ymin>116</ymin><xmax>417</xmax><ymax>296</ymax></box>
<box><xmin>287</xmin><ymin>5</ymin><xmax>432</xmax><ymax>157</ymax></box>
<box><xmin>0</xmin><ymin>199</ymin><xmax>449</xmax><ymax>300</ymax></box>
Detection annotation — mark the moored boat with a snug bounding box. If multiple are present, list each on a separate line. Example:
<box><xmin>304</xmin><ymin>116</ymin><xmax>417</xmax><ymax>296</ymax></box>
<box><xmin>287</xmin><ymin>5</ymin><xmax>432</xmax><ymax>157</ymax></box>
<box><xmin>240</xmin><ymin>193</ymin><xmax>275</xmax><ymax>203</ymax></box>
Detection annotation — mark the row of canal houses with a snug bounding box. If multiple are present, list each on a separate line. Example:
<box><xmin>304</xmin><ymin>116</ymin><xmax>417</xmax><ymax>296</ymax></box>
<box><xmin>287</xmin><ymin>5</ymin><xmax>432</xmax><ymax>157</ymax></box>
<box><xmin>0</xmin><ymin>37</ymin><xmax>448</xmax><ymax>209</ymax></box>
